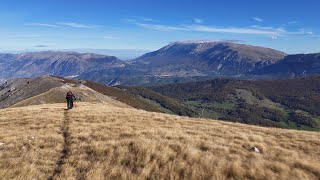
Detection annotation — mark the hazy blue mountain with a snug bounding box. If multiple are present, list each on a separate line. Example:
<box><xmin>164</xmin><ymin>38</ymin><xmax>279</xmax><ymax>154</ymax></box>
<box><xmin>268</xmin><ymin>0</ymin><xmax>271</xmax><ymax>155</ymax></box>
<box><xmin>250</xmin><ymin>53</ymin><xmax>320</xmax><ymax>78</ymax></box>
<box><xmin>0</xmin><ymin>51</ymin><xmax>126</xmax><ymax>80</ymax></box>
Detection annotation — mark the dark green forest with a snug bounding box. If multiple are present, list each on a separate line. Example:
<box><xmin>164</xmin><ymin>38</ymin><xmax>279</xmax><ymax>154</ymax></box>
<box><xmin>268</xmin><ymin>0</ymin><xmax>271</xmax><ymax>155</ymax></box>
<box><xmin>139</xmin><ymin>76</ymin><xmax>320</xmax><ymax>131</ymax></box>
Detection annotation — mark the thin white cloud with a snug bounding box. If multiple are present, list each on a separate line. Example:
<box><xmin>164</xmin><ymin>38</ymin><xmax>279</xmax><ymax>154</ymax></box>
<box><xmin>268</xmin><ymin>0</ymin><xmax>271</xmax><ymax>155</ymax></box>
<box><xmin>134</xmin><ymin>23</ymin><xmax>286</xmax><ymax>36</ymax></box>
<box><xmin>134</xmin><ymin>16</ymin><xmax>159</xmax><ymax>22</ymax></box>
<box><xmin>34</xmin><ymin>45</ymin><xmax>48</xmax><ymax>48</ymax></box>
<box><xmin>10</xmin><ymin>34</ymin><xmax>43</xmax><ymax>38</ymax></box>
<box><xmin>135</xmin><ymin>23</ymin><xmax>188</xmax><ymax>31</ymax></box>
<box><xmin>288</xmin><ymin>21</ymin><xmax>299</xmax><ymax>25</ymax></box>
<box><xmin>292</xmin><ymin>28</ymin><xmax>317</xmax><ymax>36</ymax></box>
<box><xmin>122</xmin><ymin>16</ymin><xmax>159</xmax><ymax>23</ymax></box>
<box><xmin>102</xmin><ymin>36</ymin><xmax>119</xmax><ymax>39</ymax></box>
<box><xmin>193</xmin><ymin>18</ymin><xmax>203</xmax><ymax>24</ymax></box>
<box><xmin>57</xmin><ymin>22</ymin><xmax>98</xmax><ymax>29</ymax></box>
<box><xmin>132</xmin><ymin>21</ymin><xmax>314</xmax><ymax>37</ymax></box>
<box><xmin>23</xmin><ymin>34</ymin><xmax>43</xmax><ymax>37</ymax></box>
<box><xmin>250</xmin><ymin>25</ymin><xmax>284</xmax><ymax>31</ymax></box>
<box><xmin>25</xmin><ymin>23</ymin><xmax>59</xmax><ymax>28</ymax></box>
<box><xmin>253</xmin><ymin>17</ymin><xmax>263</xmax><ymax>22</ymax></box>
<box><xmin>25</xmin><ymin>22</ymin><xmax>99</xmax><ymax>29</ymax></box>
<box><xmin>186</xmin><ymin>25</ymin><xmax>283</xmax><ymax>35</ymax></box>
<box><xmin>305</xmin><ymin>31</ymin><xmax>318</xmax><ymax>38</ymax></box>
<box><xmin>122</xmin><ymin>18</ymin><xmax>137</xmax><ymax>23</ymax></box>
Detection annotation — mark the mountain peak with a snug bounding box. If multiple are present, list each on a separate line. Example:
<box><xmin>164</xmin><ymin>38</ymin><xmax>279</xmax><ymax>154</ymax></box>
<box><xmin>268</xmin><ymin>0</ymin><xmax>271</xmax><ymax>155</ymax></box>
<box><xmin>171</xmin><ymin>40</ymin><xmax>222</xmax><ymax>44</ymax></box>
<box><xmin>135</xmin><ymin>41</ymin><xmax>286</xmax><ymax>76</ymax></box>
<box><xmin>170</xmin><ymin>40</ymin><xmax>244</xmax><ymax>45</ymax></box>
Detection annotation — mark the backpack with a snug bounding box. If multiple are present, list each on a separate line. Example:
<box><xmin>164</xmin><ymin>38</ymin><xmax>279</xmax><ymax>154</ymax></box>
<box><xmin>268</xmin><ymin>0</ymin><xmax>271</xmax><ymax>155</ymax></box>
<box><xmin>66</xmin><ymin>92</ymin><xmax>74</xmax><ymax>99</ymax></box>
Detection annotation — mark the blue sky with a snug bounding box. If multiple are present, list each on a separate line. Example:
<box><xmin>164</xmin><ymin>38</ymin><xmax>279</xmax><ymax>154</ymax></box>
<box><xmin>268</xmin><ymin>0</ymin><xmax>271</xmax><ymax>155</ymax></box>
<box><xmin>0</xmin><ymin>0</ymin><xmax>319</xmax><ymax>54</ymax></box>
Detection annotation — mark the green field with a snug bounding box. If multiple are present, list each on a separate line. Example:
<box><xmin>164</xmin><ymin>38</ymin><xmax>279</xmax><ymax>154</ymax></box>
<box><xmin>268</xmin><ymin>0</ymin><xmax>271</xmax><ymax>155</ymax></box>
<box><xmin>185</xmin><ymin>101</ymin><xmax>235</xmax><ymax>110</ymax></box>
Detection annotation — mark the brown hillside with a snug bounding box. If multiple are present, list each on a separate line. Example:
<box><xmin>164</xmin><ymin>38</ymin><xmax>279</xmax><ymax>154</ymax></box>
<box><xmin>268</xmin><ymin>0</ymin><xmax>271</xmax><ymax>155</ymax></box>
<box><xmin>0</xmin><ymin>102</ymin><xmax>319</xmax><ymax>179</ymax></box>
<box><xmin>11</xmin><ymin>83</ymin><xmax>129</xmax><ymax>109</ymax></box>
<box><xmin>0</xmin><ymin>76</ymin><xmax>64</xmax><ymax>108</ymax></box>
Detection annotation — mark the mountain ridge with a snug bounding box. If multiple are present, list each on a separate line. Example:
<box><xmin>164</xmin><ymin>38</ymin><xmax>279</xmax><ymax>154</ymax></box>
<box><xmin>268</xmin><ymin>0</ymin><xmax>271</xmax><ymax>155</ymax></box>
<box><xmin>1</xmin><ymin>42</ymin><xmax>320</xmax><ymax>86</ymax></box>
<box><xmin>0</xmin><ymin>51</ymin><xmax>126</xmax><ymax>80</ymax></box>
<box><xmin>250</xmin><ymin>53</ymin><xmax>320</xmax><ymax>78</ymax></box>
<box><xmin>133</xmin><ymin>41</ymin><xmax>286</xmax><ymax>76</ymax></box>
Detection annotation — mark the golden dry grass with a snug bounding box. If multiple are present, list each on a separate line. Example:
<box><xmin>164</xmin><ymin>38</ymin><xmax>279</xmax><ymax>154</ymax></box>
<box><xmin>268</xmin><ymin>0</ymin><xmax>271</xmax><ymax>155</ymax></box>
<box><xmin>0</xmin><ymin>105</ymin><xmax>64</xmax><ymax>179</ymax></box>
<box><xmin>11</xmin><ymin>83</ymin><xmax>131</xmax><ymax>109</ymax></box>
<box><xmin>1</xmin><ymin>102</ymin><xmax>320</xmax><ymax>180</ymax></box>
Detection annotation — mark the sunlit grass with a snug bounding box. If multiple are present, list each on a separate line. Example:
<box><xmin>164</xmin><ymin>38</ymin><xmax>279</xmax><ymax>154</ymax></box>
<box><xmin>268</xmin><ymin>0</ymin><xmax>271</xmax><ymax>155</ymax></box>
<box><xmin>1</xmin><ymin>102</ymin><xmax>319</xmax><ymax>179</ymax></box>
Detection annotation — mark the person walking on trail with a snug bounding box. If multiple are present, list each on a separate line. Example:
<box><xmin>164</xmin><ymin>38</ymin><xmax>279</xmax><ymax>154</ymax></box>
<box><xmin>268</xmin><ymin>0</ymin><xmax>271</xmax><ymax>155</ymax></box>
<box><xmin>66</xmin><ymin>91</ymin><xmax>76</xmax><ymax>109</ymax></box>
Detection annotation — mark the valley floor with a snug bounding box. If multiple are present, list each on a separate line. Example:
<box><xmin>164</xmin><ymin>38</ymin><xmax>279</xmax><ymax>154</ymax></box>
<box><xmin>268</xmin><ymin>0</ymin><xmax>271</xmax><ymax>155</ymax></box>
<box><xmin>0</xmin><ymin>102</ymin><xmax>319</xmax><ymax>179</ymax></box>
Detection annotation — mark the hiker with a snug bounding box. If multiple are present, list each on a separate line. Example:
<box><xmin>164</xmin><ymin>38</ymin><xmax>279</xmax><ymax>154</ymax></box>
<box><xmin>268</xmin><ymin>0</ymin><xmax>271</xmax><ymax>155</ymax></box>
<box><xmin>66</xmin><ymin>91</ymin><xmax>76</xmax><ymax>109</ymax></box>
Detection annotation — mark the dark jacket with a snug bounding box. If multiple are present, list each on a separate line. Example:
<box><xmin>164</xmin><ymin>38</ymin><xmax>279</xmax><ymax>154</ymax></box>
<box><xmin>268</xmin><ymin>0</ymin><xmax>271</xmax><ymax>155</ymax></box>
<box><xmin>66</xmin><ymin>92</ymin><xmax>76</xmax><ymax>100</ymax></box>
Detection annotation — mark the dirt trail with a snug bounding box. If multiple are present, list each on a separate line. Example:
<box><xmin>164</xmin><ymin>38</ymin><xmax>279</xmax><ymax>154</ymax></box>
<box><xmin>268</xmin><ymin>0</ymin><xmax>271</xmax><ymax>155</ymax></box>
<box><xmin>48</xmin><ymin>110</ymin><xmax>71</xmax><ymax>180</ymax></box>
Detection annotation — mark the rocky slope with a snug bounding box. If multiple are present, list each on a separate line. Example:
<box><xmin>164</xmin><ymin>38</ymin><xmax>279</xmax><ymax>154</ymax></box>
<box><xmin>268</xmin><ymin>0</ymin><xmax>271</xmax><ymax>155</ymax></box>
<box><xmin>81</xmin><ymin>41</ymin><xmax>287</xmax><ymax>86</ymax></box>
<box><xmin>132</xmin><ymin>41</ymin><xmax>286</xmax><ymax>76</ymax></box>
<box><xmin>0</xmin><ymin>76</ymin><xmax>64</xmax><ymax>108</ymax></box>
<box><xmin>0</xmin><ymin>51</ymin><xmax>126</xmax><ymax>80</ymax></box>
<box><xmin>250</xmin><ymin>53</ymin><xmax>320</xmax><ymax>78</ymax></box>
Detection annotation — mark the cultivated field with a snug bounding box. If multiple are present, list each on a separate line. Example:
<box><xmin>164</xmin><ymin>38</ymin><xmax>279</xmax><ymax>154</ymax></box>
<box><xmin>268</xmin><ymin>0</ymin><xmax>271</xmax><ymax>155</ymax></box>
<box><xmin>0</xmin><ymin>102</ymin><xmax>319</xmax><ymax>179</ymax></box>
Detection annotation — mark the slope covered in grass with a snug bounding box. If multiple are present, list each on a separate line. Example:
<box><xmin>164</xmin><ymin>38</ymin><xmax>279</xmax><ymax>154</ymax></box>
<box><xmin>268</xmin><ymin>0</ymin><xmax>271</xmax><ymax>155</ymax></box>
<box><xmin>148</xmin><ymin>77</ymin><xmax>320</xmax><ymax>131</ymax></box>
<box><xmin>0</xmin><ymin>76</ymin><xmax>64</xmax><ymax>108</ymax></box>
<box><xmin>0</xmin><ymin>105</ymin><xmax>64</xmax><ymax>179</ymax></box>
<box><xmin>11</xmin><ymin>83</ymin><xmax>129</xmax><ymax>109</ymax></box>
<box><xmin>0</xmin><ymin>102</ymin><xmax>319</xmax><ymax>179</ymax></box>
<box><xmin>82</xmin><ymin>80</ymin><xmax>164</xmax><ymax>113</ymax></box>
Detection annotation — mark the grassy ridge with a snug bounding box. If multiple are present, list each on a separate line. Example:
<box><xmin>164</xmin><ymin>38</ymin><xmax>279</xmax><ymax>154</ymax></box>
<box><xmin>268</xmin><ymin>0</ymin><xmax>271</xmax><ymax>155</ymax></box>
<box><xmin>57</xmin><ymin>77</ymin><xmax>165</xmax><ymax>113</ymax></box>
<box><xmin>118</xmin><ymin>86</ymin><xmax>197</xmax><ymax>117</ymax></box>
<box><xmin>1</xmin><ymin>103</ymin><xmax>319</xmax><ymax>179</ymax></box>
<box><xmin>78</xmin><ymin>79</ymin><xmax>197</xmax><ymax>117</ymax></box>
<box><xmin>83</xmin><ymin>81</ymin><xmax>163</xmax><ymax>113</ymax></box>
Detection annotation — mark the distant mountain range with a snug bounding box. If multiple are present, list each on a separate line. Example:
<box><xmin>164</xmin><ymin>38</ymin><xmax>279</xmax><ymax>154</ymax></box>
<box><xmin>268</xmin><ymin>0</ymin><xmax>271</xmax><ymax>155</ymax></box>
<box><xmin>0</xmin><ymin>41</ymin><xmax>319</xmax><ymax>86</ymax></box>
<box><xmin>0</xmin><ymin>48</ymin><xmax>150</xmax><ymax>60</ymax></box>
<box><xmin>250</xmin><ymin>53</ymin><xmax>320</xmax><ymax>78</ymax></box>
<box><xmin>0</xmin><ymin>51</ymin><xmax>125</xmax><ymax>81</ymax></box>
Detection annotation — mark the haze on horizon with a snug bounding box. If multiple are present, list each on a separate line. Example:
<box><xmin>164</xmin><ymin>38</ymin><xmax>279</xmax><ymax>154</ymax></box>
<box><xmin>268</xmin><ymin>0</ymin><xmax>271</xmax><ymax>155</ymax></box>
<box><xmin>0</xmin><ymin>0</ymin><xmax>320</xmax><ymax>55</ymax></box>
